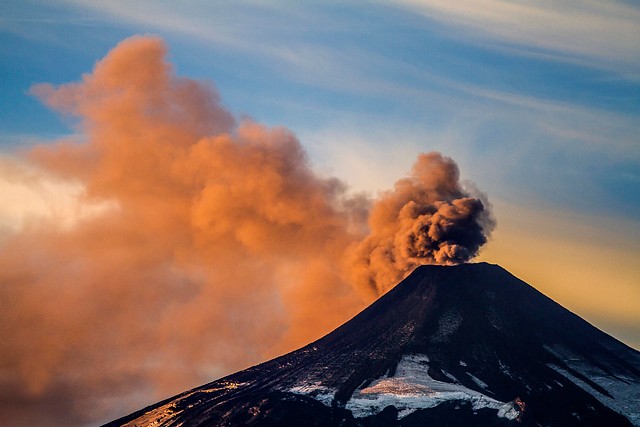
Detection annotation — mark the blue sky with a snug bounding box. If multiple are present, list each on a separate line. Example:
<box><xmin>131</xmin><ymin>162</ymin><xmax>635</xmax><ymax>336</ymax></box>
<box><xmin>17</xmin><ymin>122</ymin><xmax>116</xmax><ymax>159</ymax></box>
<box><xmin>1</xmin><ymin>2</ymin><xmax>640</xmax><ymax>425</ymax></box>
<box><xmin>1</xmin><ymin>0</ymin><xmax>639</xmax><ymax>354</ymax></box>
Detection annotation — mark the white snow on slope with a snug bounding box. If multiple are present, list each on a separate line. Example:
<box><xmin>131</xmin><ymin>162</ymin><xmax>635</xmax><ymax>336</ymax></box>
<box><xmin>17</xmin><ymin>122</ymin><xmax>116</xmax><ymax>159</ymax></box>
<box><xmin>290</xmin><ymin>383</ymin><xmax>334</xmax><ymax>406</ymax></box>
<box><xmin>431</xmin><ymin>310</ymin><xmax>463</xmax><ymax>343</ymax></box>
<box><xmin>290</xmin><ymin>354</ymin><xmax>519</xmax><ymax>420</ymax></box>
<box><xmin>120</xmin><ymin>394</ymin><xmax>191</xmax><ymax>427</ymax></box>
<box><xmin>347</xmin><ymin>354</ymin><xmax>518</xmax><ymax>419</ymax></box>
<box><xmin>120</xmin><ymin>381</ymin><xmax>248</xmax><ymax>427</ymax></box>
<box><xmin>545</xmin><ymin>345</ymin><xmax>640</xmax><ymax>426</ymax></box>
<box><xmin>467</xmin><ymin>372</ymin><xmax>489</xmax><ymax>389</ymax></box>
<box><xmin>544</xmin><ymin>345</ymin><xmax>640</xmax><ymax>426</ymax></box>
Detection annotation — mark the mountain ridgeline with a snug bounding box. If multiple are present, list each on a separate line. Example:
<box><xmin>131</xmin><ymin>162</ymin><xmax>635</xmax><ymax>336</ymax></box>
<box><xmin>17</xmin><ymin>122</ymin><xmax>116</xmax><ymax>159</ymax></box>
<box><xmin>104</xmin><ymin>263</ymin><xmax>640</xmax><ymax>426</ymax></box>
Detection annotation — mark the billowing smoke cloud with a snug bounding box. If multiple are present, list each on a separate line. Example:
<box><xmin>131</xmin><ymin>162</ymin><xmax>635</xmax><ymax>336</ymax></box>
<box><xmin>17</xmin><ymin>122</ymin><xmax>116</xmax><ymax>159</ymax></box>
<box><xmin>347</xmin><ymin>153</ymin><xmax>495</xmax><ymax>297</ymax></box>
<box><xmin>0</xmin><ymin>36</ymin><xmax>493</xmax><ymax>426</ymax></box>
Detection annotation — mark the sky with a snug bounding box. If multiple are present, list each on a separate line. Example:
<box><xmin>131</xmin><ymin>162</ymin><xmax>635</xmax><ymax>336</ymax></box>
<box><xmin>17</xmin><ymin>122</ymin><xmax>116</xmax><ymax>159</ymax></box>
<box><xmin>0</xmin><ymin>1</ymin><xmax>639</xmax><ymax>426</ymax></box>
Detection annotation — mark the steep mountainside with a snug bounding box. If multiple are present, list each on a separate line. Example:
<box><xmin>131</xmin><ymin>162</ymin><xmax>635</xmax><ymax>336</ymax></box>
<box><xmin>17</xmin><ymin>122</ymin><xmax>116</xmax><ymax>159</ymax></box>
<box><xmin>104</xmin><ymin>263</ymin><xmax>640</xmax><ymax>426</ymax></box>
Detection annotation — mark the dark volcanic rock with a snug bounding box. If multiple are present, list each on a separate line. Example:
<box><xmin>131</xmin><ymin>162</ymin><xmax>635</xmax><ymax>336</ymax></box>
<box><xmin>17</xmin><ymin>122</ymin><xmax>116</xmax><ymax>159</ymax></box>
<box><xmin>104</xmin><ymin>263</ymin><xmax>640</xmax><ymax>426</ymax></box>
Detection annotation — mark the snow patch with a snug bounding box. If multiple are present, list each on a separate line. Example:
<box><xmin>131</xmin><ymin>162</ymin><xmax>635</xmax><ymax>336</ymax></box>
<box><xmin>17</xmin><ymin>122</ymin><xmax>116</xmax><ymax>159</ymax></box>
<box><xmin>289</xmin><ymin>383</ymin><xmax>335</xmax><ymax>406</ymax></box>
<box><xmin>121</xmin><ymin>381</ymin><xmax>251</xmax><ymax>426</ymax></box>
<box><xmin>467</xmin><ymin>372</ymin><xmax>489</xmax><ymax>389</ymax></box>
<box><xmin>548</xmin><ymin>363</ymin><xmax>640</xmax><ymax>426</ymax></box>
<box><xmin>431</xmin><ymin>310</ymin><xmax>462</xmax><ymax>343</ymax></box>
<box><xmin>544</xmin><ymin>344</ymin><xmax>640</xmax><ymax>425</ymax></box>
<box><xmin>346</xmin><ymin>354</ymin><xmax>519</xmax><ymax>420</ymax></box>
<box><xmin>121</xmin><ymin>394</ymin><xmax>193</xmax><ymax>427</ymax></box>
<box><xmin>443</xmin><ymin>370</ymin><xmax>459</xmax><ymax>383</ymax></box>
<box><xmin>498</xmin><ymin>359</ymin><xmax>513</xmax><ymax>378</ymax></box>
<box><xmin>200</xmin><ymin>380</ymin><xmax>248</xmax><ymax>393</ymax></box>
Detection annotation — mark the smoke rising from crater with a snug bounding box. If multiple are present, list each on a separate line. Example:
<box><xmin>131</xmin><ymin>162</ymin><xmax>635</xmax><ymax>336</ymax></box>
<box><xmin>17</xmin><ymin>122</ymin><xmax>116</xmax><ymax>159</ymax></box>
<box><xmin>347</xmin><ymin>152</ymin><xmax>495</xmax><ymax>297</ymax></box>
<box><xmin>0</xmin><ymin>36</ymin><xmax>493</xmax><ymax>426</ymax></box>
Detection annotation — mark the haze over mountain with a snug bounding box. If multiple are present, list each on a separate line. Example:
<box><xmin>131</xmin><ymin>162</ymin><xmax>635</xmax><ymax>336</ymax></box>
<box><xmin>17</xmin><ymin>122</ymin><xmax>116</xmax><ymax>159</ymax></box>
<box><xmin>105</xmin><ymin>263</ymin><xmax>640</xmax><ymax>427</ymax></box>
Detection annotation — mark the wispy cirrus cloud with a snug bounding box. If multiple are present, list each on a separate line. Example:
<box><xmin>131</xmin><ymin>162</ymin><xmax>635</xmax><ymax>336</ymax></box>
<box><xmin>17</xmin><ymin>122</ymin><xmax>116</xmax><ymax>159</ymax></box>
<box><xmin>77</xmin><ymin>0</ymin><xmax>639</xmax><ymax>80</ymax></box>
<box><xmin>386</xmin><ymin>0</ymin><xmax>640</xmax><ymax>77</ymax></box>
<box><xmin>61</xmin><ymin>1</ymin><xmax>338</xmax><ymax>64</ymax></box>
<box><xmin>11</xmin><ymin>0</ymin><xmax>639</xmax><ymax>214</ymax></box>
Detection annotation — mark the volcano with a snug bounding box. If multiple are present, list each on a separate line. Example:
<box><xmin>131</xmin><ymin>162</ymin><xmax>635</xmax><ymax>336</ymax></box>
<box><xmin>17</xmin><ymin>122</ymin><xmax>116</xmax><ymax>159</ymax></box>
<box><xmin>104</xmin><ymin>263</ymin><xmax>640</xmax><ymax>426</ymax></box>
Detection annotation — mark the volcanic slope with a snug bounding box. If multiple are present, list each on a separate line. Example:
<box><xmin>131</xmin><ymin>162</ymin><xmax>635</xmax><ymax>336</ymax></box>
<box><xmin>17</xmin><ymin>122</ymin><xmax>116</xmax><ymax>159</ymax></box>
<box><xmin>104</xmin><ymin>263</ymin><xmax>640</xmax><ymax>426</ymax></box>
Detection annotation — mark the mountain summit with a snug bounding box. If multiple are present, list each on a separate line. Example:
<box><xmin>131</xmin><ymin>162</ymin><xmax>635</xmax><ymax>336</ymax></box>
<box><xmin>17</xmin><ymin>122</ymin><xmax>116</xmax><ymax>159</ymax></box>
<box><xmin>104</xmin><ymin>263</ymin><xmax>640</xmax><ymax>426</ymax></box>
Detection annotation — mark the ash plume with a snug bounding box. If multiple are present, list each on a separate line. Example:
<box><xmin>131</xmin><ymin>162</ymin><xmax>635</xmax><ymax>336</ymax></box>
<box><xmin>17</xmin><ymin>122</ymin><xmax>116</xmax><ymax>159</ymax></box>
<box><xmin>0</xmin><ymin>36</ymin><xmax>494</xmax><ymax>426</ymax></box>
<box><xmin>347</xmin><ymin>153</ymin><xmax>495</xmax><ymax>297</ymax></box>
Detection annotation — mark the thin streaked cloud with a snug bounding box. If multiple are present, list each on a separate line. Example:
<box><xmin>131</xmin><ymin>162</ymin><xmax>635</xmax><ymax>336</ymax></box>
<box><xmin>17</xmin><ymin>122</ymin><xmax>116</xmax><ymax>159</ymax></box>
<box><xmin>387</xmin><ymin>0</ymin><xmax>640</xmax><ymax>77</ymax></box>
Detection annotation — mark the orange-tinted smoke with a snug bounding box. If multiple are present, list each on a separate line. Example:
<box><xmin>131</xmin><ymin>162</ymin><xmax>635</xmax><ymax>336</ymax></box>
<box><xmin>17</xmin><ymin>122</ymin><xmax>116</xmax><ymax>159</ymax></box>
<box><xmin>0</xmin><ymin>36</ymin><xmax>493</xmax><ymax>426</ymax></box>
<box><xmin>1</xmin><ymin>35</ymin><xmax>364</xmax><ymax>426</ymax></box>
<box><xmin>347</xmin><ymin>152</ymin><xmax>495</xmax><ymax>296</ymax></box>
